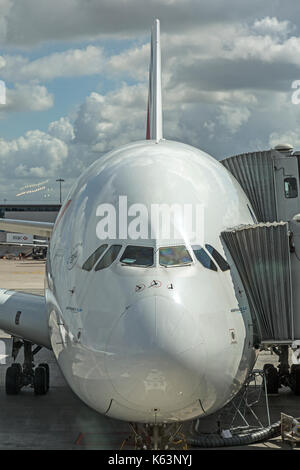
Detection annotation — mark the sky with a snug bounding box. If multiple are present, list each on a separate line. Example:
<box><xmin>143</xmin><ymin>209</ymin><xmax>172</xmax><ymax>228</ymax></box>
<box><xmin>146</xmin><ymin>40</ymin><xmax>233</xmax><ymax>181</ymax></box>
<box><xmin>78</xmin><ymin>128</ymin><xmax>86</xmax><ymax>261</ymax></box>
<box><xmin>1</xmin><ymin>0</ymin><xmax>300</xmax><ymax>203</ymax></box>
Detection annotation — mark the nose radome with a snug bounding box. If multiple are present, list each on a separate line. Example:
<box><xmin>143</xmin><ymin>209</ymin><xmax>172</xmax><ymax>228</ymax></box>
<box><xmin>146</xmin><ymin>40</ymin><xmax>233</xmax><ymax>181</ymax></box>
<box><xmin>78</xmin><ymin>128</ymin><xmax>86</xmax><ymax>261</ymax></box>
<box><xmin>104</xmin><ymin>295</ymin><xmax>206</xmax><ymax>411</ymax></box>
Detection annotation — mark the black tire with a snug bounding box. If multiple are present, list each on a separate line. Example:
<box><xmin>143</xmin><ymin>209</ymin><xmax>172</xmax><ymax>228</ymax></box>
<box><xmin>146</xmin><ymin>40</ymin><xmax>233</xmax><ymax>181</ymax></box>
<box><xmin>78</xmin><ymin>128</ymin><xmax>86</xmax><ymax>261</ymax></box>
<box><xmin>263</xmin><ymin>363</ymin><xmax>273</xmax><ymax>371</ymax></box>
<box><xmin>38</xmin><ymin>363</ymin><xmax>50</xmax><ymax>391</ymax></box>
<box><xmin>34</xmin><ymin>366</ymin><xmax>47</xmax><ymax>395</ymax></box>
<box><xmin>5</xmin><ymin>366</ymin><xmax>22</xmax><ymax>395</ymax></box>
<box><xmin>290</xmin><ymin>364</ymin><xmax>300</xmax><ymax>395</ymax></box>
<box><xmin>263</xmin><ymin>364</ymin><xmax>279</xmax><ymax>394</ymax></box>
<box><xmin>11</xmin><ymin>363</ymin><xmax>22</xmax><ymax>373</ymax></box>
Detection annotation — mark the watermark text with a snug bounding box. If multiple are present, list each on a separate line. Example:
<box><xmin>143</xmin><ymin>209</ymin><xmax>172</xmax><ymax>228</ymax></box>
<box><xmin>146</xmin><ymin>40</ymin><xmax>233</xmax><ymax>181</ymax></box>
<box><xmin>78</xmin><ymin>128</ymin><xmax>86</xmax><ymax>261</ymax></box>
<box><xmin>96</xmin><ymin>196</ymin><xmax>204</xmax><ymax>244</ymax></box>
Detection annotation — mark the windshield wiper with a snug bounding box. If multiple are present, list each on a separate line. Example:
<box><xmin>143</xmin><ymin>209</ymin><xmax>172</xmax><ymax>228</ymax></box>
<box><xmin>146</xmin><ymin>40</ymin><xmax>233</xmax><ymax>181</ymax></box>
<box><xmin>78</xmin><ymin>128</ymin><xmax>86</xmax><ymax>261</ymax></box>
<box><xmin>160</xmin><ymin>263</ymin><xmax>192</xmax><ymax>268</ymax></box>
<box><xmin>121</xmin><ymin>262</ymin><xmax>153</xmax><ymax>267</ymax></box>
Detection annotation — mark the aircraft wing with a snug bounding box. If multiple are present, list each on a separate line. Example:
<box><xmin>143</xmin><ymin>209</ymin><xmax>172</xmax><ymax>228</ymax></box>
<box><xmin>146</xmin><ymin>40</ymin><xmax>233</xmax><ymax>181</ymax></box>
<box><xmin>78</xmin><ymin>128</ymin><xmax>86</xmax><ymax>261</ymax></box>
<box><xmin>0</xmin><ymin>219</ymin><xmax>53</xmax><ymax>238</ymax></box>
<box><xmin>0</xmin><ymin>289</ymin><xmax>51</xmax><ymax>349</ymax></box>
<box><xmin>0</xmin><ymin>221</ymin><xmax>52</xmax><ymax>347</ymax></box>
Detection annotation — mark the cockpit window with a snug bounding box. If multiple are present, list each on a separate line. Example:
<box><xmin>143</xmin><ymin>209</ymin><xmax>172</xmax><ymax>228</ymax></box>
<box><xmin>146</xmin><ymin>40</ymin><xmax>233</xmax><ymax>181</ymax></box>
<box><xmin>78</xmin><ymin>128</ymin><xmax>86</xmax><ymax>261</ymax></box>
<box><xmin>82</xmin><ymin>244</ymin><xmax>108</xmax><ymax>271</ymax></box>
<box><xmin>159</xmin><ymin>245</ymin><xmax>192</xmax><ymax>267</ymax></box>
<box><xmin>120</xmin><ymin>245</ymin><xmax>154</xmax><ymax>267</ymax></box>
<box><xmin>95</xmin><ymin>245</ymin><xmax>122</xmax><ymax>271</ymax></box>
<box><xmin>205</xmin><ymin>244</ymin><xmax>230</xmax><ymax>272</ymax></box>
<box><xmin>192</xmin><ymin>245</ymin><xmax>217</xmax><ymax>271</ymax></box>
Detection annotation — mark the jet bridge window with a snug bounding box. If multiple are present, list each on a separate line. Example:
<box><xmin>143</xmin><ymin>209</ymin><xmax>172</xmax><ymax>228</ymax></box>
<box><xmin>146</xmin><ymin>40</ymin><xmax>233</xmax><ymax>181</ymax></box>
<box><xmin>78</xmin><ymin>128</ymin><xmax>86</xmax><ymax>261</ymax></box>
<box><xmin>284</xmin><ymin>177</ymin><xmax>298</xmax><ymax>198</ymax></box>
<box><xmin>159</xmin><ymin>245</ymin><xmax>192</xmax><ymax>267</ymax></box>
<box><xmin>95</xmin><ymin>245</ymin><xmax>122</xmax><ymax>271</ymax></box>
<box><xmin>82</xmin><ymin>244</ymin><xmax>108</xmax><ymax>271</ymax></box>
<box><xmin>120</xmin><ymin>246</ymin><xmax>154</xmax><ymax>267</ymax></box>
<box><xmin>205</xmin><ymin>244</ymin><xmax>230</xmax><ymax>272</ymax></box>
<box><xmin>192</xmin><ymin>245</ymin><xmax>217</xmax><ymax>272</ymax></box>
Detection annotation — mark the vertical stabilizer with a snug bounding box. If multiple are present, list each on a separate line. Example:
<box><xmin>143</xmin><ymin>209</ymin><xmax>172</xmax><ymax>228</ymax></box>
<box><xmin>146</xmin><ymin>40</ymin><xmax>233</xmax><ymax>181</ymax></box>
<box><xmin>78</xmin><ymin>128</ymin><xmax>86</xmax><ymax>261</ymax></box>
<box><xmin>146</xmin><ymin>19</ymin><xmax>163</xmax><ymax>142</ymax></box>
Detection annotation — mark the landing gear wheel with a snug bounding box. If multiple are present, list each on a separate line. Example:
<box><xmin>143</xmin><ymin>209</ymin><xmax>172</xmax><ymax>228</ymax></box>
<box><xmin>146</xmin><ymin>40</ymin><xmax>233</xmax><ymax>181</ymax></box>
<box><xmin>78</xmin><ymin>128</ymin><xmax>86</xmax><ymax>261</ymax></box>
<box><xmin>263</xmin><ymin>363</ymin><xmax>279</xmax><ymax>394</ymax></box>
<box><xmin>5</xmin><ymin>365</ymin><xmax>22</xmax><ymax>395</ymax></box>
<box><xmin>11</xmin><ymin>363</ymin><xmax>22</xmax><ymax>372</ymax></box>
<box><xmin>290</xmin><ymin>364</ymin><xmax>300</xmax><ymax>395</ymax></box>
<box><xmin>38</xmin><ymin>363</ymin><xmax>49</xmax><ymax>391</ymax></box>
<box><xmin>34</xmin><ymin>366</ymin><xmax>48</xmax><ymax>395</ymax></box>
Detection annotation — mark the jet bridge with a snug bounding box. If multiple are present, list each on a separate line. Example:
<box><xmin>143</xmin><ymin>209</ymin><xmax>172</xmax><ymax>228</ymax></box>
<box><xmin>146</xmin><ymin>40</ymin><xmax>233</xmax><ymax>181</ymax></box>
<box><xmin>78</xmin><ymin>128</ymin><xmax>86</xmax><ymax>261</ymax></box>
<box><xmin>221</xmin><ymin>222</ymin><xmax>296</xmax><ymax>344</ymax></box>
<box><xmin>221</xmin><ymin>144</ymin><xmax>300</xmax><ymax>394</ymax></box>
<box><xmin>221</xmin><ymin>145</ymin><xmax>300</xmax><ymax>223</ymax></box>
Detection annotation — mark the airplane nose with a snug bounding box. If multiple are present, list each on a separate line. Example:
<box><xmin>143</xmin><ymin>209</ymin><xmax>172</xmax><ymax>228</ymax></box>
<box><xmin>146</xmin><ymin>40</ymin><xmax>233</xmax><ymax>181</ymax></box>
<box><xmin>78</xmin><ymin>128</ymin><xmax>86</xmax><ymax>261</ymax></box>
<box><xmin>105</xmin><ymin>295</ymin><xmax>206</xmax><ymax>412</ymax></box>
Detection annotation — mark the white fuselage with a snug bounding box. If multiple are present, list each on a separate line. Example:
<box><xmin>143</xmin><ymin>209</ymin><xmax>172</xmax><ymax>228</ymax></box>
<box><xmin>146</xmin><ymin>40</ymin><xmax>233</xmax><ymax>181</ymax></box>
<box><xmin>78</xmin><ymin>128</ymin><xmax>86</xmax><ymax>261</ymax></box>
<box><xmin>45</xmin><ymin>139</ymin><xmax>257</xmax><ymax>423</ymax></box>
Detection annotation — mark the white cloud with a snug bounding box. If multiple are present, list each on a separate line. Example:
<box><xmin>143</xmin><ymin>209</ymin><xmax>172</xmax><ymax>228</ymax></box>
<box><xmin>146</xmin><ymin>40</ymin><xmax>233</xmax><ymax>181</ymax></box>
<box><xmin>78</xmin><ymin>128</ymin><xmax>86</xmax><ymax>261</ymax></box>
<box><xmin>1</xmin><ymin>82</ymin><xmax>53</xmax><ymax>113</ymax></box>
<box><xmin>224</xmin><ymin>34</ymin><xmax>300</xmax><ymax>65</ymax></box>
<box><xmin>0</xmin><ymin>82</ymin><xmax>147</xmax><ymax>197</ymax></box>
<box><xmin>1</xmin><ymin>0</ymin><xmax>273</xmax><ymax>46</ymax></box>
<box><xmin>0</xmin><ymin>56</ymin><xmax>5</xmax><ymax>69</ymax></box>
<box><xmin>217</xmin><ymin>105</ymin><xmax>251</xmax><ymax>134</ymax></box>
<box><xmin>203</xmin><ymin>120</ymin><xmax>215</xmax><ymax>139</ymax></box>
<box><xmin>109</xmin><ymin>43</ymin><xmax>149</xmax><ymax>81</ymax></box>
<box><xmin>0</xmin><ymin>0</ymin><xmax>12</xmax><ymax>42</ymax></box>
<box><xmin>252</xmin><ymin>17</ymin><xmax>293</xmax><ymax>37</ymax></box>
<box><xmin>1</xmin><ymin>5</ymin><xmax>300</xmax><ymax>200</ymax></box>
<box><xmin>269</xmin><ymin>129</ymin><xmax>300</xmax><ymax>149</ymax></box>
<box><xmin>107</xmin><ymin>17</ymin><xmax>300</xmax><ymax>105</ymax></box>
<box><xmin>74</xmin><ymin>84</ymin><xmax>147</xmax><ymax>149</ymax></box>
<box><xmin>1</xmin><ymin>46</ymin><xmax>105</xmax><ymax>82</ymax></box>
<box><xmin>48</xmin><ymin>117</ymin><xmax>75</xmax><ymax>142</ymax></box>
<box><xmin>0</xmin><ymin>130</ymin><xmax>68</xmax><ymax>178</ymax></box>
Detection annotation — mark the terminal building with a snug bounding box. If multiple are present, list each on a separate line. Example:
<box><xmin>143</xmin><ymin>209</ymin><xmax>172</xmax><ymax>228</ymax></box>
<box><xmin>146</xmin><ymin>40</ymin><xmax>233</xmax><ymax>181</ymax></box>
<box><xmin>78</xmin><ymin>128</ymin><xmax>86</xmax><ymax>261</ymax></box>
<box><xmin>0</xmin><ymin>204</ymin><xmax>61</xmax><ymax>254</ymax></box>
<box><xmin>0</xmin><ymin>204</ymin><xmax>61</xmax><ymax>223</ymax></box>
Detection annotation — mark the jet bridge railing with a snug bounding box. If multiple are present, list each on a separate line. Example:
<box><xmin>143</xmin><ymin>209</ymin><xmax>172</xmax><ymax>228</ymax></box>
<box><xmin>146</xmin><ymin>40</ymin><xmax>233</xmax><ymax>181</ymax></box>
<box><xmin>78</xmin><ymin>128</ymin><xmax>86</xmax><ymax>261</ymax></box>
<box><xmin>221</xmin><ymin>222</ymin><xmax>294</xmax><ymax>343</ymax></box>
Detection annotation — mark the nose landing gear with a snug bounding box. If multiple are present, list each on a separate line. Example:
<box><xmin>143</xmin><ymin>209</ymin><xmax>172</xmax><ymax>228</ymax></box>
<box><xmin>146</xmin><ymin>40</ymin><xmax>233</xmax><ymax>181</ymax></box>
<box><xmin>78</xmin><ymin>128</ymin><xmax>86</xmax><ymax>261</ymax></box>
<box><xmin>126</xmin><ymin>423</ymin><xmax>187</xmax><ymax>450</ymax></box>
<box><xmin>290</xmin><ymin>364</ymin><xmax>300</xmax><ymax>395</ymax></box>
<box><xmin>5</xmin><ymin>338</ymin><xmax>50</xmax><ymax>395</ymax></box>
<box><xmin>263</xmin><ymin>363</ymin><xmax>280</xmax><ymax>394</ymax></box>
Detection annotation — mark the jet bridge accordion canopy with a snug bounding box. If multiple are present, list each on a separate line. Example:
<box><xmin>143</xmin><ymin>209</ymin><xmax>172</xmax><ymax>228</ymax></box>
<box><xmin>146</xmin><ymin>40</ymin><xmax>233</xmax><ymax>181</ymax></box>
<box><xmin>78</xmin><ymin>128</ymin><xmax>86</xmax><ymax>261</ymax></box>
<box><xmin>221</xmin><ymin>222</ymin><xmax>294</xmax><ymax>343</ymax></box>
<box><xmin>221</xmin><ymin>151</ymin><xmax>277</xmax><ymax>223</ymax></box>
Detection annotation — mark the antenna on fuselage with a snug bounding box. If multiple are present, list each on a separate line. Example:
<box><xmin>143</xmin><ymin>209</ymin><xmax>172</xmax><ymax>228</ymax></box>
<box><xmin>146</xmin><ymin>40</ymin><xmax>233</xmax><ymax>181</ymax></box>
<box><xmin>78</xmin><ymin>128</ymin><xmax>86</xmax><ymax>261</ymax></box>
<box><xmin>146</xmin><ymin>19</ymin><xmax>163</xmax><ymax>142</ymax></box>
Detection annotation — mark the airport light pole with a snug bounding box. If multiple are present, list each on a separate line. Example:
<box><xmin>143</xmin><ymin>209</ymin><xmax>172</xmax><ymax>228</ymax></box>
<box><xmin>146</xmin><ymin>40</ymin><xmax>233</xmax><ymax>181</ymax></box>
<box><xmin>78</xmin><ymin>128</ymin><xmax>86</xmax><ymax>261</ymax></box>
<box><xmin>56</xmin><ymin>178</ymin><xmax>65</xmax><ymax>205</ymax></box>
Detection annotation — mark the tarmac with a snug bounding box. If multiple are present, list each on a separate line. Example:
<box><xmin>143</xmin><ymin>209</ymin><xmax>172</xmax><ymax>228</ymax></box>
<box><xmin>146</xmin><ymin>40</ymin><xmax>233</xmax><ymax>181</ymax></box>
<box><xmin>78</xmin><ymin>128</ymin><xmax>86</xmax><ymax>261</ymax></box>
<box><xmin>0</xmin><ymin>259</ymin><xmax>299</xmax><ymax>450</ymax></box>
